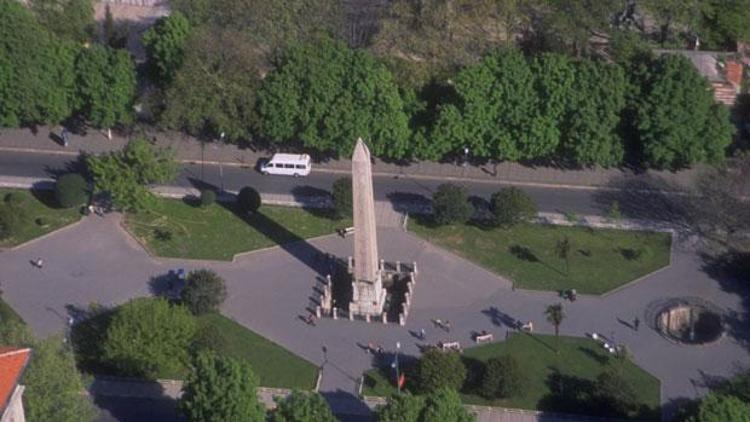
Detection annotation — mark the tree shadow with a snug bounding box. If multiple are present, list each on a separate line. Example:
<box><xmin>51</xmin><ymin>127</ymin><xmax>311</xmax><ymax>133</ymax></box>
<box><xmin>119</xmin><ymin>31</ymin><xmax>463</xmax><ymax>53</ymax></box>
<box><xmin>385</xmin><ymin>191</ymin><xmax>431</xmax><ymax>215</ymax></box>
<box><xmin>148</xmin><ymin>271</ymin><xmax>183</xmax><ymax>301</ymax></box>
<box><xmin>577</xmin><ymin>346</ymin><xmax>609</xmax><ymax>365</ymax></box>
<box><xmin>70</xmin><ymin>305</ymin><xmax>117</xmax><ymax>376</ymax></box>
<box><xmin>537</xmin><ymin>369</ymin><xmax>596</xmax><ymax>414</ymax></box>
<box><xmin>91</xmin><ymin>390</ymin><xmax>183</xmax><ymax>422</ymax></box>
<box><xmin>43</xmin><ymin>153</ymin><xmax>90</xmax><ymax>180</ymax></box>
<box><xmin>187</xmin><ymin>178</ymin><xmax>330</xmax><ymax>276</ymax></box>
<box><xmin>319</xmin><ymin>390</ymin><xmax>374</xmax><ymax>421</ymax></box>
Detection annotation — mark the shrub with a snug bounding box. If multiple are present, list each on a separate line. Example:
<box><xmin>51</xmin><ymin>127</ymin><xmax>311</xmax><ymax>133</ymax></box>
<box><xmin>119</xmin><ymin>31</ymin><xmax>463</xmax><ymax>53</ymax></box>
<box><xmin>35</xmin><ymin>217</ymin><xmax>48</xmax><ymax>227</ymax></box>
<box><xmin>237</xmin><ymin>186</ymin><xmax>261</xmax><ymax>214</ymax></box>
<box><xmin>490</xmin><ymin>187</ymin><xmax>537</xmax><ymax>227</ymax></box>
<box><xmin>271</xmin><ymin>390</ymin><xmax>336</xmax><ymax>422</ymax></box>
<box><xmin>3</xmin><ymin>192</ymin><xmax>27</xmax><ymax>208</ymax></box>
<box><xmin>199</xmin><ymin>189</ymin><xmax>216</xmax><ymax>207</ymax></box>
<box><xmin>181</xmin><ymin>269</ymin><xmax>227</xmax><ymax>315</ymax></box>
<box><xmin>102</xmin><ymin>297</ymin><xmax>196</xmax><ymax>379</ymax></box>
<box><xmin>432</xmin><ymin>183</ymin><xmax>472</xmax><ymax>226</ymax></box>
<box><xmin>55</xmin><ymin>173</ymin><xmax>89</xmax><ymax>208</ymax></box>
<box><xmin>0</xmin><ymin>205</ymin><xmax>25</xmax><ymax>240</ymax></box>
<box><xmin>416</xmin><ymin>349</ymin><xmax>467</xmax><ymax>393</ymax></box>
<box><xmin>480</xmin><ymin>355</ymin><xmax>524</xmax><ymax>399</ymax></box>
<box><xmin>180</xmin><ymin>350</ymin><xmax>265</xmax><ymax>422</ymax></box>
<box><xmin>331</xmin><ymin>177</ymin><xmax>352</xmax><ymax>219</ymax></box>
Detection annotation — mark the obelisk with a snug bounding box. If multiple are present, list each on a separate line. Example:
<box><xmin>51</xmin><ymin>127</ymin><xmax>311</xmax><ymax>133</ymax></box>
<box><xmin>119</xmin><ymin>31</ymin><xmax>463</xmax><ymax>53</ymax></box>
<box><xmin>349</xmin><ymin>138</ymin><xmax>385</xmax><ymax>316</ymax></box>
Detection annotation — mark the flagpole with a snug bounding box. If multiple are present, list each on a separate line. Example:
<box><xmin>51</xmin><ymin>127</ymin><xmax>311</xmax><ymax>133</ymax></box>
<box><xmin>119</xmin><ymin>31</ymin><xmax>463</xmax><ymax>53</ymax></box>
<box><xmin>395</xmin><ymin>341</ymin><xmax>401</xmax><ymax>394</ymax></box>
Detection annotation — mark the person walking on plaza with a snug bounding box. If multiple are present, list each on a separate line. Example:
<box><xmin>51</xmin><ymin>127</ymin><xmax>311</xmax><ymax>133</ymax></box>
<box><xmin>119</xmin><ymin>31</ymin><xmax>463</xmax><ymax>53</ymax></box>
<box><xmin>634</xmin><ymin>317</ymin><xmax>640</xmax><ymax>332</ymax></box>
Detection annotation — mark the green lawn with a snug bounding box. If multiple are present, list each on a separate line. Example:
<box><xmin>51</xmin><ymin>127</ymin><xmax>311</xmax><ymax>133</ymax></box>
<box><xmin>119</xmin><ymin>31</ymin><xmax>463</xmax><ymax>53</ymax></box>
<box><xmin>410</xmin><ymin>218</ymin><xmax>671</xmax><ymax>294</ymax></box>
<box><xmin>195</xmin><ymin>313</ymin><xmax>318</xmax><ymax>390</ymax></box>
<box><xmin>0</xmin><ymin>297</ymin><xmax>23</xmax><ymax>325</ymax></box>
<box><xmin>72</xmin><ymin>307</ymin><xmax>317</xmax><ymax>389</ymax></box>
<box><xmin>124</xmin><ymin>198</ymin><xmax>349</xmax><ymax>260</ymax></box>
<box><xmin>363</xmin><ymin>334</ymin><xmax>661</xmax><ymax>420</ymax></box>
<box><xmin>0</xmin><ymin>189</ymin><xmax>81</xmax><ymax>248</ymax></box>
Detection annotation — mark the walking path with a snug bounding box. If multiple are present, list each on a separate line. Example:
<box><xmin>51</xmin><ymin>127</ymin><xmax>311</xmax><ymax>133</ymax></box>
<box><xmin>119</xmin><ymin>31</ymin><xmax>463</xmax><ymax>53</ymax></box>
<box><xmin>0</xmin><ymin>127</ymin><xmax>701</xmax><ymax>190</ymax></box>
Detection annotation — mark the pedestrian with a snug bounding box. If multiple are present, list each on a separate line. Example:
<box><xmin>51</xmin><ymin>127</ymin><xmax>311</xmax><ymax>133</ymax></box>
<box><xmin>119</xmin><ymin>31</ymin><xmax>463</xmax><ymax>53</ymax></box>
<box><xmin>420</xmin><ymin>328</ymin><xmax>426</xmax><ymax>340</ymax></box>
<box><xmin>61</xmin><ymin>128</ymin><xmax>69</xmax><ymax>147</ymax></box>
<box><xmin>634</xmin><ymin>317</ymin><xmax>640</xmax><ymax>332</ymax></box>
<box><xmin>367</xmin><ymin>342</ymin><xmax>374</xmax><ymax>354</ymax></box>
<box><xmin>445</xmin><ymin>320</ymin><xmax>451</xmax><ymax>332</ymax></box>
<box><xmin>376</xmin><ymin>344</ymin><xmax>384</xmax><ymax>354</ymax></box>
<box><xmin>36</xmin><ymin>258</ymin><xmax>44</xmax><ymax>269</ymax></box>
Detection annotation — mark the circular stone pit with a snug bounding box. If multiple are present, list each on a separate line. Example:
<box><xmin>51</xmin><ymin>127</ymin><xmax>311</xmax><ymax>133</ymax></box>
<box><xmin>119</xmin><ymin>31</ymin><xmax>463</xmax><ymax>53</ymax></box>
<box><xmin>656</xmin><ymin>301</ymin><xmax>724</xmax><ymax>345</ymax></box>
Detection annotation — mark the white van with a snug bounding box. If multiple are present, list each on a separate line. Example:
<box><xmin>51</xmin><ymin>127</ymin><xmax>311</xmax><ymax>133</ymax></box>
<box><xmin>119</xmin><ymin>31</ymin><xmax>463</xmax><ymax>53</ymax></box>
<box><xmin>260</xmin><ymin>153</ymin><xmax>312</xmax><ymax>177</ymax></box>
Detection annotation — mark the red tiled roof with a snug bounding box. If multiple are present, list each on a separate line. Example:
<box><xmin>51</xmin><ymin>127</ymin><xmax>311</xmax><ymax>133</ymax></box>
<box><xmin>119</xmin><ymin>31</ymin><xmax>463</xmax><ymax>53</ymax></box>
<box><xmin>725</xmin><ymin>60</ymin><xmax>743</xmax><ymax>87</ymax></box>
<box><xmin>0</xmin><ymin>348</ymin><xmax>31</xmax><ymax>415</ymax></box>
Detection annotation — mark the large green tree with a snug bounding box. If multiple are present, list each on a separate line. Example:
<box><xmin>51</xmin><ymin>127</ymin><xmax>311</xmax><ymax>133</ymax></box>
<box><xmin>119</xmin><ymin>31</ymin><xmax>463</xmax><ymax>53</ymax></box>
<box><xmin>561</xmin><ymin>60</ymin><xmax>626</xmax><ymax>167</ymax></box>
<box><xmin>142</xmin><ymin>11</ymin><xmax>191</xmax><ymax>84</ymax></box>
<box><xmin>257</xmin><ymin>36</ymin><xmax>410</xmax><ymax>159</ymax></box>
<box><xmin>0</xmin><ymin>0</ymin><xmax>77</xmax><ymax>127</ymax></box>
<box><xmin>86</xmin><ymin>137</ymin><xmax>177</xmax><ymax>211</ymax></box>
<box><xmin>634</xmin><ymin>54</ymin><xmax>733</xmax><ymax>169</ymax></box>
<box><xmin>692</xmin><ymin>393</ymin><xmax>750</xmax><ymax>422</ymax></box>
<box><xmin>180</xmin><ymin>350</ymin><xmax>265</xmax><ymax>422</ymax></box>
<box><xmin>23</xmin><ymin>338</ymin><xmax>97</xmax><ymax>422</ymax></box>
<box><xmin>271</xmin><ymin>391</ymin><xmax>336</xmax><ymax>422</ymax></box>
<box><xmin>102</xmin><ymin>298</ymin><xmax>196</xmax><ymax>379</ymax></box>
<box><xmin>378</xmin><ymin>393</ymin><xmax>425</xmax><ymax>422</ymax></box>
<box><xmin>30</xmin><ymin>0</ymin><xmax>94</xmax><ymax>43</ymax></box>
<box><xmin>74</xmin><ymin>44</ymin><xmax>136</xmax><ymax>136</ymax></box>
<box><xmin>420</xmin><ymin>387</ymin><xmax>474</xmax><ymax>422</ymax></box>
<box><xmin>432</xmin><ymin>48</ymin><xmax>570</xmax><ymax>162</ymax></box>
<box><xmin>696</xmin><ymin>0</ymin><xmax>750</xmax><ymax>50</ymax></box>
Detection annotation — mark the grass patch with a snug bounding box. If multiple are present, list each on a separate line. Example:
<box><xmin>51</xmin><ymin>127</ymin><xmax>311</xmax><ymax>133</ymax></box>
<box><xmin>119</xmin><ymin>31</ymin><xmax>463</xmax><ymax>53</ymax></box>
<box><xmin>363</xmin><ymin>334</ymin><xmax>660</xmax><ymax>420</ymax></box>
<box><xmin>410</xmin><ymin>218</ymin><xmax>671</xmax><ymax>294</ymax></box>
<box><xmin>0</xmin><ymin>189</ymin><xmax>81</xmax><ymax>248</ymax></box>
<box><xmin>72</xmin><ymin>306</ymin><xmax>317</xmax><ymax>389</ymax></box>
<box><xmin>0</xmin><ymin>297</ymin><xmax>23</xmax><ymax>325</ymax></box>
<box><xmin>124</xmin><ymin>197</ymin><xmax>349</xmax><ymax>260</ymax></box>
<box><xmin>194</xmin><ymin>313</ymin><xmax>318</xmax><ymax>389</ymax></box>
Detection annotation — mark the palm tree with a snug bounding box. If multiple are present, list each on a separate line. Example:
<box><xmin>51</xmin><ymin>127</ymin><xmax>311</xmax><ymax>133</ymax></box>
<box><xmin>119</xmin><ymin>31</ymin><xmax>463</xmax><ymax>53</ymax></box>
<box><xmin>555</xmin><ymin>236</ymin><xmax>571</xmax><ymax>274</ymax></box>
<box><xmin>545</xmin><ymin>303</ymin><xmax>565</xmax><ymax>337</ymax></box>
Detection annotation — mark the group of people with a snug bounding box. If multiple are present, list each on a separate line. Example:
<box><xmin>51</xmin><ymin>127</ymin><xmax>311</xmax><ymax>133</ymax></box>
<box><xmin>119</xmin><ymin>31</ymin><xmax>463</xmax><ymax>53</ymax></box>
<box><xmin>434</xmin><ymin>318</ymin><xmax>452</xmax><ymax>332</ymax></box>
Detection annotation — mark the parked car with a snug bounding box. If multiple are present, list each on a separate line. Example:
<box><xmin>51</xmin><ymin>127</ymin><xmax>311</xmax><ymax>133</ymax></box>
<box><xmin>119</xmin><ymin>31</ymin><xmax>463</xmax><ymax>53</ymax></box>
<box><xmin>259</xmin><ymin>153</ymin><xmax>312</xmax><ymax>177</ymax></box>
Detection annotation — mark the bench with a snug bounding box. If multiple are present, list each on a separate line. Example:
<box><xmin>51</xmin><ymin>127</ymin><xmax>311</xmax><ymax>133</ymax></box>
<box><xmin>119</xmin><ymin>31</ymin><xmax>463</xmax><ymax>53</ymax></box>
<box><xmin>475</xmin><ymin>333</ymin><xmax>493</xmax><ymax>343</ymax></box>
<box><xmin>338</xmin><ymin>227</ymin><xmax>355</xmax><ymax>238</ymax></box>
<box><xmin>440</xmin><ymin>341</ymin><xmax>461</xmax><ymax>352</ymax></box>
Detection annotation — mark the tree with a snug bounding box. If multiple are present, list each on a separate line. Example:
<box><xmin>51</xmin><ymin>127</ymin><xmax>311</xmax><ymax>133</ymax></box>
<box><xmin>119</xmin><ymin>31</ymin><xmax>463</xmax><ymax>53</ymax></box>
<box><xmin>257</xmin><ymin>36</ymin><xmax>410</xmax><ymax>159</ymax></box>
<box><xmin>86</xmin><ymin>137</ymin><xmax>177</xmax><ymax>211</ymax></box>
<box><xmin>0</xmin><ymin>203</ymin><xmax>26</xmax><ymax>241</ymax></box>
<box><xmin>555</xmin><ymin>236</ymin><xmax>571</xmax><ymax>274</ymax></box>
<box><xmin>416</xmin><ymin>349</ymin><xmax>467</xmax><ymax>393</ymax></box>
<box><xmin>0</xmin><ymin>0</ymin><xmax>77</xmax><ymax>127</ymax></box>
<box><xmin>432</xmin><ymin>184</ymin><xmax>472</xmax><ymax>226</ymax></box>
<box><xmin>200</xmin><ymin>189</ymin><xmax>216</xmax><ymax>207</ymax></box>
<box><xmin>696</xmin><ymin>0</ymin><xmax>750</xmax><ymax>51</ymax></box>
<box><xmin>23</xmin><ymin>337</ymin><xmax>97</xmax><ymax>422</ymax></box>
<box><xmin>181</xmin><ymin>269</ymin><xmax>227</xmax><ymax>315</ymax></box>
<box><xmin>489</xmin><ymin>187</ymin><xmax>537</xmax><ymax>227</ymax></box>
<box><xmin>594</xmin><ymin>364</ymin><xmax>639</xmax><ymax>417</ymax></box>
<box><xmin>634</xmin><ymin>54</ymin><xmax>733</xmax><ymax>169</ymax></box>
<box><xmin>163</xmin><ymin>28</ymin><xmax>261</xmax><ymax>142</ymax></box>
<box><xmin>420</xmin><ymin>387</ymin><xmax>474</xmax><ymax>422</ymax></box>
<box><xmin>180</xmin><ymin>350</ymin><xmax>265</xmax><ymax>422</ymax></box>
<box><xmin>55</xmin><ymin>173</ymin><xmax>88</xmax><ymax>208</ymax></box>
<box><xmin>142</xmin><ymin>11</ymin><xmax>191</xmax><ymax>84</ymax></box>
<box><xmin>432</xmin><ymin>48</ymin><xmax>566</xmax><ymax>162</ymax></box>
<box><xmin>271</xmin><ymin>391</ymin><xmax>336</xmax><ymax>422</ymax></box>
<box><xmin>561</xmin><ymin>60</ymin><xmax>626</xmax><ymax>167</ymax></box>
<box><xmin>691</xmin><ymin>393</ymin><xmax>750</xmax><ymax>422</ymax></box>
<box><xmin>480</xmin><ymin>355</ymin><xmax>524</xmax><ymax>399</ymax></box>
<box><xmin>237</xmin><ymin>186</ymin><xmax>261</xmax><ymax>214</ymax></box>
<box><xmin>102</xmin><ymin>297</ymin><xmax>196</xmax><ymax>379</ymax></box>
<box><xmin>377</xmin><ymin>393</ymin><xmax>425</xmax><ymax>422</ymax></box>
<box><xmin>74</xmin><ymin>44</ymin><xmax>137</xmax><ymax>138</ymax></box>
<box><xmin>545</xmin><ymin>303</ymin><xmax>565</xmax><ymax>337</ymax></box>
<box><xmin>30</xmin><ymin>0</ymin><xmax>94</xmax><ymax>43</ymax></box>
<box><xmin>332</xmin><ymin>177</ymin><xmax>352</xmax><ymax>219</ymax></box>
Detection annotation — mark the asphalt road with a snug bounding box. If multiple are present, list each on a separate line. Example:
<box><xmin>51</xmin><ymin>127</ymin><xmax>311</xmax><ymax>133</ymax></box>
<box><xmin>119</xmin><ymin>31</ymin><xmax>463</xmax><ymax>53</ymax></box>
<box><xmin>0</xmin><ymin>150</ymin><xmax>606</xmax><ymax>215</ymax></box>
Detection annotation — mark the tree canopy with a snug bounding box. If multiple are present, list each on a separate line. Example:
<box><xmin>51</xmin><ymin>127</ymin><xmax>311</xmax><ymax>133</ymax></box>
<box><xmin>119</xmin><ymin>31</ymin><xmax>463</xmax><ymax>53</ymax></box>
<box><xmin>634</xmin><ymin>54</ymin><xmax>733</xmax><ymax>169</ymax></box>
<box><xmin>74</xmin><ymin>44</ymin><xmax>137</xmax><ymax>131</ymax></box>
<box><xmin>29</xmin><ymin>0</ymin><xmax>94</xmax><ymax>43</ymax></box>
<box><xmin>180</xmin><ymin>350</ymin><xmax>266</xmax><ymax>422</ymax></box>
<box><xmin>416</xmin><ymin>349</ymin><xmax>467</xmax><ymax>393</ymax></box>
<box><xmin>271</xmin><ymin>391</ymin><xmax>336</xmax><ymax>422</ymax></box>
<box><xmin>142</xmin><ymin>11</ymin><xmax>191</xmax><ymax>84</ymax></box>
<box><xmin>102</xmin><ymin>297</ymin><xmax>196</xmax><ymax>379</ymax></box>
<box><xmin>0</xmin><ymin>0</ymin><xmax>77</xmax><ymax>127</ymax></box>
<box><xmin>24</xmin><ymin>337</ymin><xmax>98</xmax><ymax>422</ymax></box>
<box><xmin>257</xmin><ymin>36</ymin><xmax>410</xmax><ymax>158</ymax></box>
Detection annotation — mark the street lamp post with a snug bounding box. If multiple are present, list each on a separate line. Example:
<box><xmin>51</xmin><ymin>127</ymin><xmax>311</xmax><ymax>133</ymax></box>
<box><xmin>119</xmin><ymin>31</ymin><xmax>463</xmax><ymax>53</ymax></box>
<box><xmin>392</xmin><ymin>341</ymin><xmax>401</xmax><ymax>394</ymax></box>
<box><xmin>216</xmin><ymin>132</ymin><xmax>225</xmax><ymax>192</ymax></box>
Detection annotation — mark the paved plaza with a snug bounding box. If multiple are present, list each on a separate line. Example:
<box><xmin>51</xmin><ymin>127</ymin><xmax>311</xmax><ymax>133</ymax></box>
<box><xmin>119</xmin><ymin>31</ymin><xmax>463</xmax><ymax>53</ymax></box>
<box><xmin>1</xmin><ymin>212</ymin><xmax>749</xmax><ymax>420</ymax></box>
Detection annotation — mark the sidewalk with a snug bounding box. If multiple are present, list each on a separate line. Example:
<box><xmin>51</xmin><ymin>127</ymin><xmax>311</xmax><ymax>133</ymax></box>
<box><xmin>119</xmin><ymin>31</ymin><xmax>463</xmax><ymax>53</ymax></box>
<box><xmin>0</xmin><ymin>127</ymin><xmax>701</xmax><ymax>190</ymax></box>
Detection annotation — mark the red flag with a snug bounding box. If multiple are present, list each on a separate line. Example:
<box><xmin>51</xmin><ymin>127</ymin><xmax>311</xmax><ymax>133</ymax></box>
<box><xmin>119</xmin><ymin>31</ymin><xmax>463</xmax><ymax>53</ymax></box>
<box><xmin>398</xmin><ymin>373</ymin><xmax>406</xmax><ymax>389</ymax></box>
